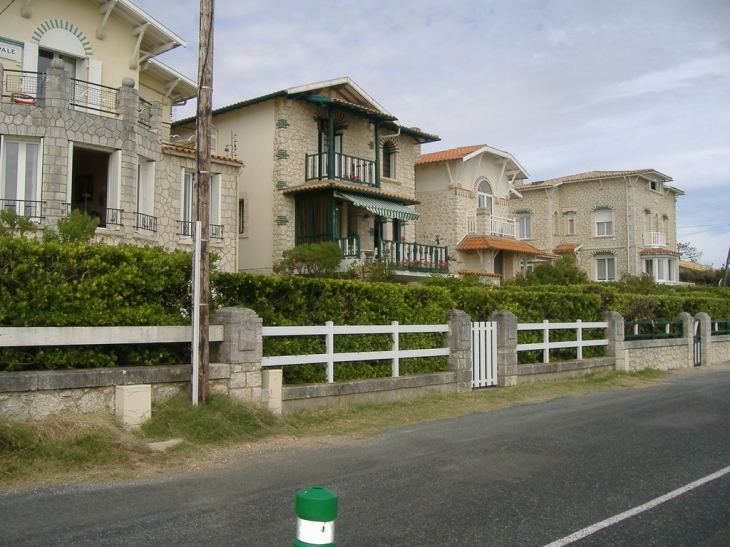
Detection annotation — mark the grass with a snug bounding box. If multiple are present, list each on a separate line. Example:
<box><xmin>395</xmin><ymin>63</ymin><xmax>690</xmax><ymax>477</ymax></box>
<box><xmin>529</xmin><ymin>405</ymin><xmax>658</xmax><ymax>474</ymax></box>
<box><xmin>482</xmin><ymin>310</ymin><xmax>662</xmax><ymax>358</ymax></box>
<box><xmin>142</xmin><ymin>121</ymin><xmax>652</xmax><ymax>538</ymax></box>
<box><xmin>0</xmin><ymin>369</ymin><xmax>667</xmax><ymax>491</ymax></box>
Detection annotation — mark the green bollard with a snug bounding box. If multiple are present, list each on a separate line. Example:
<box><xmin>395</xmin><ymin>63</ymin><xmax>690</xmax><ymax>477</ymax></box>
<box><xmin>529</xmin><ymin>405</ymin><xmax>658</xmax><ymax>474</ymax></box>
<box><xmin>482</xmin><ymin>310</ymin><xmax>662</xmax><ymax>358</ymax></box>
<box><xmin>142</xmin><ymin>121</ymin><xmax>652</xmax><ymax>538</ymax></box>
<box><xmin>293</xmin><ymin>485</ymin><xmax>338</xmax><ymax>547</ymax></box>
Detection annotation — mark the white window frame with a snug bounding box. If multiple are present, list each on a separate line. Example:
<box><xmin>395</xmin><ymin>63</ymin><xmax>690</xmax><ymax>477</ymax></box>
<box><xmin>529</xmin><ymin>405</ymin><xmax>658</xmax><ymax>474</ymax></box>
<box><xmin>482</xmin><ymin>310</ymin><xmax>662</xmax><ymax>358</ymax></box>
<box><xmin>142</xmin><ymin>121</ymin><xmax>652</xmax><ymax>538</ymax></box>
<box><xmin>238</xmin><ymin>198</ymin><xmax>246</xmax><ymax>235</ymax></box>
<box><xmin>382</xmin><ymin>142</ymin><xmax>396</xmax><ymax>179</ymax></box>
<box><xmin>0</xmin><ymin>137</ymin><xmax>43</xmax><ymax>220</ymax></box>
<box><xmin>477</xmin><ymin>180</ymin><xmax>493</xmax><ymax>213</ymax></box>
<box><xmin>135</xmin><ymin>158</ymin><xmax>155</xmax><ymax>232</ymax></box>
<box><xmin>596</xmin><ymin>255</ymin><xmax>615</xmax><ymax>282</ymax></box>
<box><xmin>516</xmin><ymin>213</ymin><xmax>531</xmax><ymax>239</ymax></box>
<box><xmin>180</xmin><ymin>169</ymin><xmax>194</xmax><ymax>237</ymax></box>
<box><xmin>566</xmin><ymin>212</ymin><xmax>575</xmax><ymax>235</ymax></box>
<box><xmin>595</xmin><ymin>208</ymin><xmax>613</xmax><ymax>237</ymax></box>
<box><xmin>210</xmin><ymin>173</ymin><xmax>222</xmax><ymax>239</ymax></box>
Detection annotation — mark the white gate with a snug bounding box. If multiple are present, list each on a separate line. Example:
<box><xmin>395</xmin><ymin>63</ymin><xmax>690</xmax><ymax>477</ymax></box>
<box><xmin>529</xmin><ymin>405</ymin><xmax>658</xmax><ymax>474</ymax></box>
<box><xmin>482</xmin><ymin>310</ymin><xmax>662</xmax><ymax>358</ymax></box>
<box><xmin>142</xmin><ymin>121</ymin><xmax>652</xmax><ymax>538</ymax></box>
<box><xmin>471</xmin><ymin>321</ymin><xmax>497</xmax><ymax>387</ymax></box>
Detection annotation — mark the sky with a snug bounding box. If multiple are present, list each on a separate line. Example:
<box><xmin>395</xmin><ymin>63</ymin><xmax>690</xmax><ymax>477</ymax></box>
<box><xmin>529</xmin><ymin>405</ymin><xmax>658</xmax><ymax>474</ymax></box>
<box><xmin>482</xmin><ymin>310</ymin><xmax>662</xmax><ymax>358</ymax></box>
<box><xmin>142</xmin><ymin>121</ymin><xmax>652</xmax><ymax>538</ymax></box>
<box><xmin>134</xmin><ymin>0</ymin><xmax>730</xmax><ymax>268</ymax></box>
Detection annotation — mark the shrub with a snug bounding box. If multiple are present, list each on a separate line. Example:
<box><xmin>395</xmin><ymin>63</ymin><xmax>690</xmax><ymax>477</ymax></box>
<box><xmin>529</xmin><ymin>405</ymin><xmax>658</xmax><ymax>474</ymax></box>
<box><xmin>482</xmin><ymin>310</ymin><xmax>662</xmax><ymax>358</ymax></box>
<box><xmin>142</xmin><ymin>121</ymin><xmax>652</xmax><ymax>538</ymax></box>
<box><xmin>273</xmin><ymin>242</ymin><xmax>343</xmax><ymax>277</ymax></box>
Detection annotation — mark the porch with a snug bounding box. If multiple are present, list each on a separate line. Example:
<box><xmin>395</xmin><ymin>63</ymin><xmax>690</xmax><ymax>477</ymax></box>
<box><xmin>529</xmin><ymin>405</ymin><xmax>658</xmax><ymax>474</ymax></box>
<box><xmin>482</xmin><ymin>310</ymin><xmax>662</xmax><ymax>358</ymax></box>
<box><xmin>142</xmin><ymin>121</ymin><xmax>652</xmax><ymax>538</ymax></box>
<box><xmin>378</xmin><ymin>240</ymin><xmax>449</xmax><ymax>274</ymax></box>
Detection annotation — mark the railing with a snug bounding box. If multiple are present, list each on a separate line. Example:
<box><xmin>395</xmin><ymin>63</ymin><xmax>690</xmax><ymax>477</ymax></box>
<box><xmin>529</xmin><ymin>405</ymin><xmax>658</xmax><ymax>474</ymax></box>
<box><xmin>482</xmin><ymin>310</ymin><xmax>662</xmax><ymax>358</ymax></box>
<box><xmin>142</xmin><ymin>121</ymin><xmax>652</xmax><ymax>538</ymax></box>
<box><xmin>490</xmin><ymin>215</ymin><xmax>516</xmax><ymax>237</ymax></box>
<box><xmin>71</xmin><ymin>78</ymin><xmax>119</xmax><ymax>115</ymax></box>
<box><xmin>1</xmin><ymin>70</ymin><xmax>45</xmax><ymax>104</ymax></box>
<box><xmin>178</xmin><ymin>221</ymin><xmax>224</xmax><ymax>239</ymax></box>
<box><xmin>305</xmin><ymin>152</ymin><xmax>376</xmax><ymax>186</ymax></box>
<box><xmin>377</xmin><ymin>239</ymin><xmax>449</xmax><ymax>273</ymax></box>
<box><xmin>643</xmin><ymin>232</ymin><xmax>667</xmax><ymax>248</ymax></box>
<box><xmin>517</xmin><ymin>320</ymin><xmax>608</xmax><ymax>363</ymax></box>
<box><xmin>66</xmin><ymin>203</ymin><xmax>123</xmax><ymax>227</ymax></box>
<box><xmin>466</xmin><ymin>214</ymin><xmax>477</xmax><ymax>234</ymax></box>
<box><xmin>134</xmin><ymin>212</ymin><xmax>158</xmax><ymax>232</ymax></box>
<box><xmin>261</xmin><ymin>322</ymin><xmax>450</xmax><ymax>383</ymax></box>
<box><xmin>138</xmin><ymin>97</ymin><xmax>152</xmax><ymax>127</ymax></box>
<box><xmin>624</xmin><ymin>320</ymin><xmax>683</xmax><ymax>340</ymax></box>
<box><xmin>710</xmin><ymin>320</ymin><xmax>730</xmax><ymax>336</ymax></box>
<box><xmin>1</xmin><ymin>199</ymin><xmax>43</xmax><ymax>221</ymax></box>
<box><xmin>335</xmin><ymin>235</ymin><xmax>360</xmax><ymax>258</ymax></box>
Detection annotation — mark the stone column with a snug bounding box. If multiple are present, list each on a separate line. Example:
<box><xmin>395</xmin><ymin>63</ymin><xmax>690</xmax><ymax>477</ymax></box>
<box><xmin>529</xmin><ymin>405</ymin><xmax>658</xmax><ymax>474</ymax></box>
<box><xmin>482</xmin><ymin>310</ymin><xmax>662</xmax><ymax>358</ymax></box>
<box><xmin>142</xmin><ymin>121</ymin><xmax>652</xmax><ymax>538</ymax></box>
<box><xmin>211</xmin><ymin>307</ymin><xmax>263</xmax><ymax>404</ymax></box>
<box><xmin>694</xmin><ymin>312</ymin><xmax>711</xmax><ymax>366</ymax></box>
<box><xmin>603</xmin><ymin>311</ymin><xmax>627</xmax><ymax>371</ymax></box>
<box><xmin>490</xmin><ymin>310</ymin><xmax>518</xmax><ymax>386</ymax></box>
<box><xmin>43</xmin><ymin>60</ymin><xmax>72</xmax><ymax>109</ymax></box>
<box><xmin>118</xmin><ymin>77</ymin><xmax>138</xmax><ymax>124</ymax></box>
<box><xmin>446</xmin><ymin>309</ymin><xmax>472</xmax><ymax>393</ymax></box>
<box><xmin>678</xmin><ymin>312</ymin><xmax>695</xmax><ymax>368</ymax></box>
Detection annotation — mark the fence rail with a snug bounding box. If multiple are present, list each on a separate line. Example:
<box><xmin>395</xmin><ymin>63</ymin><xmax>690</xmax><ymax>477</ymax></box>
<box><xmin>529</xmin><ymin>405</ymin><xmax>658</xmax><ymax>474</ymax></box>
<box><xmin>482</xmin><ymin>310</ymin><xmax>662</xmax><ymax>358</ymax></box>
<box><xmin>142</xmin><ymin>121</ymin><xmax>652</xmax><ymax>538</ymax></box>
<box><xmin>711</xmin><ymin>320</ymin><xmax>730</xmax><ymax>336</ymax></box>
<box><xmin>517</xmin><ymin>320</ymin><xmax>608</xmax><ymax>363</ymax></box>
<box><xmin>624</xmin><ymin>320</ymin><xmax>683</xmax><ymax>340</ymax></box>
<box><xmin>261</xmin><ymin>322</ymin><xmax>450</xmax><ymax>383</ymax></box>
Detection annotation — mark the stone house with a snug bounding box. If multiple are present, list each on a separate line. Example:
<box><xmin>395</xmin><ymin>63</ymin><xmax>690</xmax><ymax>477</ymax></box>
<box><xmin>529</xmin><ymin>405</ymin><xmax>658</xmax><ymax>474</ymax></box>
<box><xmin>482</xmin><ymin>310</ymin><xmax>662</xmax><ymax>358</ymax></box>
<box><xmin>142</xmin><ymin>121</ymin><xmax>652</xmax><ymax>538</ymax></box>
<box><xmin>509</xmin><ymin>170</ymin><xmax>684</xmax><ymax>283</ymax></box>
<box><xmin>170</xmin><ymin>77</ymin><xmax>448</xmax><ymax>277</ymax></box>
<box><xmin>414</xmin><ymin>144</ymin><xmax>553</xmax><ymax>284</ymax></box>
<box><xmin>0</xmin><ymin>0</ymin><xmax>241</xmax><ymax>271</ymax></box>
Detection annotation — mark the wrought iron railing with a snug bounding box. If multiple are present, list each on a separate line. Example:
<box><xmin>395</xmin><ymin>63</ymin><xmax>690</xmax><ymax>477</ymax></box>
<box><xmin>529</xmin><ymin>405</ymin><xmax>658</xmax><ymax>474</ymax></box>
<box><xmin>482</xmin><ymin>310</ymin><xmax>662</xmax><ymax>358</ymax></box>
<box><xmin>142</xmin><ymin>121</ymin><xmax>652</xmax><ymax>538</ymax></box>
<box><xmin>2</xmin><ymin>70</ymin><xmax>45</xmax><ymax>104</ymax></box>
<box><xmin>377</xmin><ymin>240</ymin><xmax>449</xmax><ymax>273</ymax></box>
<box><xmin>178</xmin><ymin>221</ymin><xmax>224</xmax><ymax>239</ymax></box>
<box><xmin>138</xmin><ymin>97</ymin><xmax>152</xmax><ymax>127</ymax></box>
<box><xmin>70</xmin><ymin>78</ymin><xmax>118</xmax><ymax>115</ymax></box>
<box><xmin>305</xmin><ymin>152</ymin><xmax>376</xmax><ymax>186</ymax></box>
<box><xmin>711</xmin><ymin>320</ymin><xmax>730</xmax><ymax>336</ymax></box>
<box><xmin>65</xmin><ymin>203</ymin><xmax>123</xmax><ymax>227</ymax></box>
<box><xmin>624</xmin><ymin>320</ymin><xmax>683</xmax><ymax>340</ymax></box>
<box><xmin>1</xmin><ymin>199</ymin><xmax>43</xmax><ymax>221</ymax></box>
<box><xmin>134</xmin><ymin>212</ymin><xmax>157</xmax><ymax>232</ymax></box>
<box><xmin>335</xmin><ymin>235</ymin><xmax>360</xmax><ymax>258</ymax></box>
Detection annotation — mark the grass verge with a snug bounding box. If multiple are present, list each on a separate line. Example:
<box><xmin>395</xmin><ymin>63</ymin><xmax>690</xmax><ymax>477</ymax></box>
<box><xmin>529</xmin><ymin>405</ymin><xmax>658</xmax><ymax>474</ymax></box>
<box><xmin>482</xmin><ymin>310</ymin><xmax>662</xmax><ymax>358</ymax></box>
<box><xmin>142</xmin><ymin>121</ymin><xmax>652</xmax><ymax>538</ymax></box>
<box><xmin>0</xmin><ymin>369</ymin><xmax>666</xmax><ymax>491</ymax></box>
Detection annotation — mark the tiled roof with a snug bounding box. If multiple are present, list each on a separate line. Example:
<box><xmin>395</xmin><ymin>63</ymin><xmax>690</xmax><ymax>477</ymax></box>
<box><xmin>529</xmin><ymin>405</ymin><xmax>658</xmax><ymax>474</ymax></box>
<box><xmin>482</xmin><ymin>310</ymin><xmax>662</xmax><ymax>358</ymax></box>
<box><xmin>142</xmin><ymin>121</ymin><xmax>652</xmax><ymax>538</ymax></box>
<box><xmin>415</xmin><ymin>145</ymin><xmax>485</xmax><ymax>165</ymax></box>
<box><xmin>554</xmin><ymin>244</ymin><xmax>582</xmax><ymax>253</ymax></box>
<box><xmin>457</xmin><ymin>235</ymin><xmax>555</xmax><ymax>256</ymax></box>
<box><xmin>162</xmin><ymin>145</ymin><xmax>243</xmax><ymax>164</ymax></box>
<box><xmin>282</xmin><ymin>180</ymin><xmax>418</xmax><ymax>203</ymax></box>
<box><xmin>640</xmin><ymin>248</ymin><xmax>681</xmax><ymax>256</ymax></box>
<box><xmin>679</xmin><ymin>261</ymin><xmax>714</xmax><ymax>272</ymax></box>
<box><xmin>516</xmin><ymin>169</ymin><xmax>670</xmax><ymax>190</ymax></box>
<box><xmin>457</xmin><ymin>270</ymin><xmax>502</xmax><ymax>278</ymax></box>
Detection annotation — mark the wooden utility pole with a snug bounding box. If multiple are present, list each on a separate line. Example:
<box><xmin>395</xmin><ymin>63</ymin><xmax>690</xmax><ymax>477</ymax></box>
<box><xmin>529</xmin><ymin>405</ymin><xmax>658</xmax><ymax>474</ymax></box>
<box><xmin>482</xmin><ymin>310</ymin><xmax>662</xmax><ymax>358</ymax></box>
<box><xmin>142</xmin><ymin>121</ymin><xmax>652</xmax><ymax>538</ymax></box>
<box><xmin>194</xmin><ymin>0</ymin><xmax>214</xmax><ymax>404</ymax></box>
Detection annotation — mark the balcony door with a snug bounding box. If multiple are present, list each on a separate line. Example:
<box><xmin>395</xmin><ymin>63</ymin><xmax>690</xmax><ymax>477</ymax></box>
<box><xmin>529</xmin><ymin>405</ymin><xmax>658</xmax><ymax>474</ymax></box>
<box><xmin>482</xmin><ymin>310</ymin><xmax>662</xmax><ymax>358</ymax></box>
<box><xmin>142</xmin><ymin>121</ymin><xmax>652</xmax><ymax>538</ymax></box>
<box><xmin>318</xmin><ymin>128</ymin><xmax>342</xmax><ymax>179</ymax></box>
<box><xmin>68</xmin><ymin>145</ymin><xmax>121</xmax><ymax>228</ymax></box>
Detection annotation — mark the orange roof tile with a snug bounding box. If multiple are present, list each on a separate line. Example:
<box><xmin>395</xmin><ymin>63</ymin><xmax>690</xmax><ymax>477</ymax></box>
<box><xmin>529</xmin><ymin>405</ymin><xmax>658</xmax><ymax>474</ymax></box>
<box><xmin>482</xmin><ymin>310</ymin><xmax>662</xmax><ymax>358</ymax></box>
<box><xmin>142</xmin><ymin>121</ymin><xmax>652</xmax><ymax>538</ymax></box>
<box><xmin>554</xmin><ymin>244</ymin><xmax>582</xmax><ymax>253</ymax></box>
<box><xmin>163</xmin><ymin>145</ymin><xmax>243</xmax><ymax>164</ymax></box>
<box><xmin>457</xmin><ymin>270</ymin><xmax>502</xmax><ymax>278</ymax></box>
<box><xmin>515</xmin><ymin>169</ymin><xmax>671</xmax><ymax>190</ymax></box>
<box><xmin>640</xmin><ymin>248</ymin><xmax>680</xmax><ymax>256</ymax></box>
<box><xmin>415</xmin><ymin>145</ymin><xmax>485</xmax><ymax>165</ymax></box>
<box><xmin>458</xmin><ymin>235</ymin><xmax>555</xmax><ymax>256</ymax></box>
<box><xmin>282</xmin><ymin>180</ymin><xmax>418</xmax><ymax>203</ymax></box>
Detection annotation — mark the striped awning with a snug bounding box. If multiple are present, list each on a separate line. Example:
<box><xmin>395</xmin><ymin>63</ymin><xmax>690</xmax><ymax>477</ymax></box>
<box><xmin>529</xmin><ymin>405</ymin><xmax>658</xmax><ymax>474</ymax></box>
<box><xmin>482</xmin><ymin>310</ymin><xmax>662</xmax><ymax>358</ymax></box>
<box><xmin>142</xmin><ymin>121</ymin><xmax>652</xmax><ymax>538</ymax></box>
<box><xmin>337</xmin><ymin>192</ymin><xmax>420</xmax><ymax>221</ymax></box>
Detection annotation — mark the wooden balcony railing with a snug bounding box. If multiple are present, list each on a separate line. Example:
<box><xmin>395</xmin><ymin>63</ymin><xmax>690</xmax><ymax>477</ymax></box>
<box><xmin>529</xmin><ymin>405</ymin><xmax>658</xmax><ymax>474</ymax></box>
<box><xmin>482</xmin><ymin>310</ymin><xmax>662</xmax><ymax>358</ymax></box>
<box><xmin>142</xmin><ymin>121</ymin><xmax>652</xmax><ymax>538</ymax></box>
<box><xmin>643</xmin><ymin>232</ymin><xmax>667</xmax><ymax>248</ymax></box>
<box><xmin>305</xmin><ymin>152</ymin><xmax>376</xmax><ymax>186</ymax></box>
<box><xmin>377</xmin><ymin>240</ymin><xmax>449</xmax><ymax>273</ymax></box>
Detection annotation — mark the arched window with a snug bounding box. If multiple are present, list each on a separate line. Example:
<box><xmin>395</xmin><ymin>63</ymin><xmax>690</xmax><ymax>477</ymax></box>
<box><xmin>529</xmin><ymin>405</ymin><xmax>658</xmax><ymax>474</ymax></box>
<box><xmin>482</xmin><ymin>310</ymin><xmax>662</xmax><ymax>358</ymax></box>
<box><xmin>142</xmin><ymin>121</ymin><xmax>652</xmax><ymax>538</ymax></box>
<box><xmin>477</xmin><ymin>180</ymin><xmax>493</xmax><ymax>212</ymax></box>
<box><xmin>382</xmin><ymin>142</ymin><xmax>396</xmax><ymax>179</ymax></box>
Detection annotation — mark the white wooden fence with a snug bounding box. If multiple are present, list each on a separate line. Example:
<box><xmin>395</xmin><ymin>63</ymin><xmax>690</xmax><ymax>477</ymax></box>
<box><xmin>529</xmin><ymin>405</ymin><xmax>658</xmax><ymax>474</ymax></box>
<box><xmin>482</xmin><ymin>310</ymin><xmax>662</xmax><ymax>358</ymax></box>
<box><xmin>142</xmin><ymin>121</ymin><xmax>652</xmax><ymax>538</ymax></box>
<box><xmin>261</xmin><ymin>322</ymin><xmax>450</xmax><ymax>383</ymax></box>
<box><xmin>517</xmin><ymin>320</ymin><xmax>608</xmax><ymax>363</ymax></box>
<box><xmin>471</xmin><ymin>321</ymin><xmax>498</xmax><ymax>387</ymax></box>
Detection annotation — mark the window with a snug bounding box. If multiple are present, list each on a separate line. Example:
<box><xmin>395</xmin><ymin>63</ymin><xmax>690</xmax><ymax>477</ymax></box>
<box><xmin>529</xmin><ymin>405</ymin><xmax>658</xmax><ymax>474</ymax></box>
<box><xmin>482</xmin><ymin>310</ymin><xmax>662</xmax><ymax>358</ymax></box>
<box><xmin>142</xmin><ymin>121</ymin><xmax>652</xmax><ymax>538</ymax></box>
<box><xmin>0</xmin><ymin>137</ymin><xmax>42</xmax><ymax>219</ymax></box>
<box><xmin>595</xmin><ymin>208</ymin><xmax>613</xmax><ymax>236</ymax></box>
<box><xmin>644</xmin><ymin>259</ymin><xmax>653</xmax><ymax>277</ymax></box>
<box><xmin>238</xmin><ymin>199</ymin><xmax>245</xmax><ymax>234</ymax></box>
<box><xmin>135</xmin><ymin>159</ymin><xmax>156</xmax><ymax>232</ymax></box>
<box><xmin>596</xmin><ymin>256</ymin><xmax>615</xmax><ymax>281</ymax></box>
<box><xmin>382</xmin><ymin>141</ymin><xmax>396</xmax><ymax>179</ymax></box>
<box><xmin>516</xmin><ymin>213</ymin><xmax>531</xmax><ymax>239</ymax></box>
<box><xmin>180</xmin><ymin>169</ymin><xmax>193</xmax><ymax>236</ymax></box>
<box><xmin>649</xmin><ymin>180</ymin><xmax>662</xmax><ymax>193</ymax></box>
<box><xmin>477</xmin><ymin>180</ymin><xmax>493</xmax><ymax>212</ymax></box>
<box><xmin>566</xmin><ymin>212</ymin><xmax>575</xmax><ymax>235</ymax></box>
<box><xmin>210</xmin><ymin>174</ymin><xmax>222</xmax><ymax>239</ymax></box>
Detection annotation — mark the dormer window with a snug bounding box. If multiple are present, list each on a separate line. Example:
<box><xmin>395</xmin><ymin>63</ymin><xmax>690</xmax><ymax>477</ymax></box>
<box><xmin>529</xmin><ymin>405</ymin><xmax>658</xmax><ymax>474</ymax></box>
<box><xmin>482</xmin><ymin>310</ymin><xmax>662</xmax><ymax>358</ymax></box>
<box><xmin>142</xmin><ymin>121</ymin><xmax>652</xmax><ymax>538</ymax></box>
<box><xmin>477</xmin><ymin>180</ymin><xmax>493</xmax><ymax>213</ymax></box>
<box><xmin>649</xmin><ymin>179</ymin><xmax>662</xmax><ymax>193</ymax></box>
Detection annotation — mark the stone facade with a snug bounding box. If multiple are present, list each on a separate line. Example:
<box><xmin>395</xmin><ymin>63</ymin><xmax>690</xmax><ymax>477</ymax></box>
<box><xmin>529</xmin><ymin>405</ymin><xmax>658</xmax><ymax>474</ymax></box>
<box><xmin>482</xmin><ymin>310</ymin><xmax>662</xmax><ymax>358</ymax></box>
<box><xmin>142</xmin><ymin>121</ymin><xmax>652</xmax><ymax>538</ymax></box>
<box><xmin>510</xmin><ymin>171</ymin><xmax>682</xmax><ymax>282</ymax></box>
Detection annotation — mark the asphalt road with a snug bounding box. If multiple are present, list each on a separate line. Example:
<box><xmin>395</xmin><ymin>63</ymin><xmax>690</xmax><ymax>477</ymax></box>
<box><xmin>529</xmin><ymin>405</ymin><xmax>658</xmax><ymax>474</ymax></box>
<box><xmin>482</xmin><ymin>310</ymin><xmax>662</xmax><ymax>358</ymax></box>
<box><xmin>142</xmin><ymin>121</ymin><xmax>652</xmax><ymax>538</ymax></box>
<box><xmin>2</xmin><ymin>367</ymin><xmax>730</xmax><ymax>547</ymax></box>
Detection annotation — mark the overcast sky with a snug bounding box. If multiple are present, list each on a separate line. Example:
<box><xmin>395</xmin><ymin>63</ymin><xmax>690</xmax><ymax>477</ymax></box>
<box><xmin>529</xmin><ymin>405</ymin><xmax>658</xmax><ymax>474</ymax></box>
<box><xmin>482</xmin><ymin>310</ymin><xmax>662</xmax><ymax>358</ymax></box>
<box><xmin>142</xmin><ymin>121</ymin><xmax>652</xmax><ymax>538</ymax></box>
<box><xmin>135</xmin><ymin>0</ymin><xmax>730</xmax><ymax>268</ymax></box>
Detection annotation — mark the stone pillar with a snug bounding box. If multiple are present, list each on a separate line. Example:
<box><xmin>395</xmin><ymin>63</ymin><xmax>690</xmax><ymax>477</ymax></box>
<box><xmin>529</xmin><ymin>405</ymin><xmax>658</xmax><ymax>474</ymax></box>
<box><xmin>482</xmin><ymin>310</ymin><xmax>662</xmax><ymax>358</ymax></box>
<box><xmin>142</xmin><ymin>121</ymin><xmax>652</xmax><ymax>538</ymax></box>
<box><xmin>43</xmin><ymin>60</ymin><xmax>72</xmax><ymax>109</ymax></box>
<box><xmin>211</xmin><ymin>307</ymin><xmax>263</xmax><ymax>404</ymax></box>
<box><xmin>678</xmin><ymin>312</ymin><xmax>695</xmax><ymax>368</ymax></box>
<box><xmin>446</xmin><ymin>309</ymin><xmax>472</xmax><ymax>393</ymax></box>
<box><xmin>694</xmin><ymin>312</ymin><xmax>711</xmax><ymax>366</ymax></box>
<box><xmin>490</xmin><ymin>310</ymin><xmax>518</xmax><ymax>387</ymax></box>
<box><xmin>603</xmin><ymin>311</ymin><xmax>627</xmax><ymax>371</ymax></box>
<box><xmin>118</xmin><ymin>77</ymin><xmax>138</xmax><ymax>124</ymax></box>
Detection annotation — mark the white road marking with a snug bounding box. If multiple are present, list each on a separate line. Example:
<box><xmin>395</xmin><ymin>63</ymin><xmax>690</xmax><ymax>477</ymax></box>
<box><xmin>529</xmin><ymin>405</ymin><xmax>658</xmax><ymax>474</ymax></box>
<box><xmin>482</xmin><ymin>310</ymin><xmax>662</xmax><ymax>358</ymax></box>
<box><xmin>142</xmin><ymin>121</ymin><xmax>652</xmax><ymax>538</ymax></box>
<box><xmin>543</xmin><ymin>464</ymin><xmax>730</xmax><ymax>547</ymax></box>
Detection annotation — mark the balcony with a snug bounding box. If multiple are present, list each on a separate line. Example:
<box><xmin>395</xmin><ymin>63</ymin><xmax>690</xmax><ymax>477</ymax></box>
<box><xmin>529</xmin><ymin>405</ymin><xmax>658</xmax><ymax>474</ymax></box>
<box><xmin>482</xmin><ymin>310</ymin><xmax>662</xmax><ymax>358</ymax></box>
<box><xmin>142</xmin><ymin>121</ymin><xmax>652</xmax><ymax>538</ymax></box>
<box><xmin>466</xmin><ymin>213</ymin><xmax>516</xmax><ymax>238</ymax></box>
<box><xmin>66</xmin><ymin>203</ymin><xmax>123</xmax><ymax>228</ymax></box>
<box><xmin>336</xmin><ymin>235</ymin><xmax>360</xmax><ymax>258</ymax></box>
<box><xmin>377</xmin><ymin>240</ymin><xmax>449</xmax><ymax>274</ymax></box>
<box><xmin>643</xmin><ymin>232</ymin><xmax>667</xmax><ymax>248</ymax></box>
<box><xmin>1</xmin><ymin>199</ymin><xmax>43</xmax><ymax>221</ymax></box>
<box><xmin>134</xmin><ymin>212</ymin><xmax>158</xmax><ymax>232</ymax></box>
<box><xmin>177</xmin><ymin>221</ymin><xmax>224</xmax><ymax>239</ymax></box>
<box><xmin>305</xmin><ymin>152</ymin><xmax>376</xmax><ymax>186</ymax></box>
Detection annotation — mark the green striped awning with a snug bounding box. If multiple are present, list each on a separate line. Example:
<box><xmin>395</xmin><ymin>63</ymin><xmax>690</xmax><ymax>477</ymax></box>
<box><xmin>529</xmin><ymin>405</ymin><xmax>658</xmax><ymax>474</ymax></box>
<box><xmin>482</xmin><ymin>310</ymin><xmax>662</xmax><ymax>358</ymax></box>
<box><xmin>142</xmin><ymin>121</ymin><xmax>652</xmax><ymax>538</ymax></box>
<box><xmin>337</xmin><ymin>193</ymin><xmax>420</xmax><ymax>221</ymax></box>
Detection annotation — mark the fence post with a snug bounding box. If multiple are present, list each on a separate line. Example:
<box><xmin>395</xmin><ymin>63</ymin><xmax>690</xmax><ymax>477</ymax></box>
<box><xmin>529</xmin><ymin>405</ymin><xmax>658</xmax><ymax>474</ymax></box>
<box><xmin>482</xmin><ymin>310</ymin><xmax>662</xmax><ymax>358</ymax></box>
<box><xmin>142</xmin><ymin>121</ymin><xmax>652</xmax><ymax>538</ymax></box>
<box><xmin>490</xmin><ymin>310</ymin><xmax>518</xmax><ymax>387</ymax></box>
<box><xmin>391</xmin><ymin>320</ymin><xmax>400</xmax><ymax>378</ymax></box>
<box><xmin>210</xmin><ymin>307</ymin><xmax>263</xmax><ymax>404</ymax></box>
<box><xmin>293</xmin><ymin>486</ymin><xmax>338</xmax><ymax>547</ymax></box>
<box><xmin>326</xmin><ymin>321</ymin><xmax>334</xmax><ymax>383</ymax></box>
<box><xmin>694</xmin><ymin>312</ymin><xmax>712</xmax><ymax>366</ymax></box>
<box><xmin>678</xmin><ymin>312</ymin><xmax>695</xmax><ymax>368</ymax></box>
<box><xmin>446</xmin><ymin>309</ymin><xmax>472</xmax><ymax>393</ymax></box>
<box><xmin>603</xmin><ymin>311</ymin><xmax>627</xmax><ymax>372</ymax></box>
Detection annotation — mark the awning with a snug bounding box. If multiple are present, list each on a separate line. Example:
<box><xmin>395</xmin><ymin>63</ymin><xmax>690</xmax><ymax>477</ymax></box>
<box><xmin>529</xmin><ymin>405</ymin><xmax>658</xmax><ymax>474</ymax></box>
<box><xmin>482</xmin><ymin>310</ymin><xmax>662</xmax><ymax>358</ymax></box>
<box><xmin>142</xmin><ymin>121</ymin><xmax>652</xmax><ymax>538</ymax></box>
<box><xmin>337</xmin><ymin>192</ymin><xmax>420</xmax><ymax>221</ymax></box>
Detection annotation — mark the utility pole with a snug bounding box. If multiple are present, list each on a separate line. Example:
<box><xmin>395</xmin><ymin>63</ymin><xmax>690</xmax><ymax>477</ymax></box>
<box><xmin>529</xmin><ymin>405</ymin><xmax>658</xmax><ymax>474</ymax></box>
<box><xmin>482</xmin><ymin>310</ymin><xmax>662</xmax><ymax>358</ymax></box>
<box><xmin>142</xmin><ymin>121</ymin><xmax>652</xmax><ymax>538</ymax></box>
<box><xmin>194</xmin><ymin>0</ymin><xmax>214</xmax><ymax>405</ymax></box>
<box><xmin>722</xmin><ymin>245</ymin><xmax>730</xmax><ymax>288</ymax></box>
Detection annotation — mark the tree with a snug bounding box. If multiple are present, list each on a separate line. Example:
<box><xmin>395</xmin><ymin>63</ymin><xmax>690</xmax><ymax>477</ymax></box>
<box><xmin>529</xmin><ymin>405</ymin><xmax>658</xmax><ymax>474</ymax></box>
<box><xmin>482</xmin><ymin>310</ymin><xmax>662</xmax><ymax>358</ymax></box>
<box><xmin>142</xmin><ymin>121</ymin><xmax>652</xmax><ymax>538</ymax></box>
<box><xmin>678</xmin><ymin>241</ymin><xmax>702</xmax><ymax>263</ymax></box>
<box><xmin>508</xmin><ymin>255</ymin><xmax>589</xmax><ymax>286</ymax></box>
